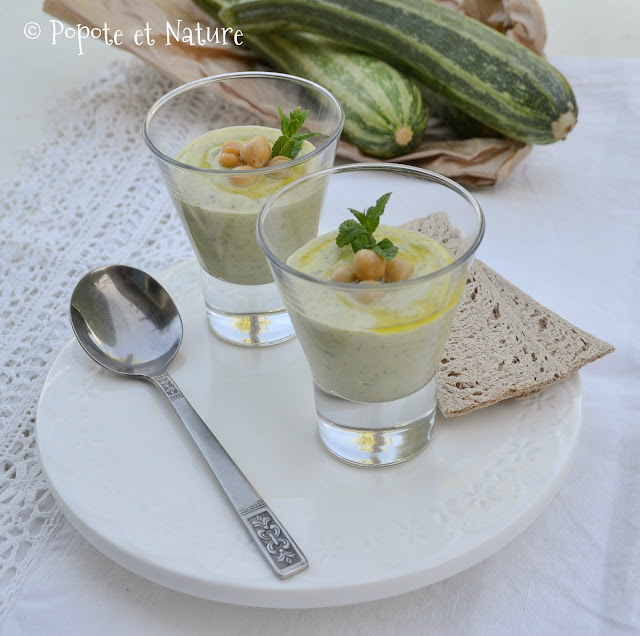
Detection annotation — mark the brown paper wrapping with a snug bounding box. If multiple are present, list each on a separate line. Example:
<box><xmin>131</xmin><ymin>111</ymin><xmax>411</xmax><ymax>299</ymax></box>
<box><xmin>44</xmin><ymin>0</ymin><xmax>546</xmax><ymax>186</ymax></box>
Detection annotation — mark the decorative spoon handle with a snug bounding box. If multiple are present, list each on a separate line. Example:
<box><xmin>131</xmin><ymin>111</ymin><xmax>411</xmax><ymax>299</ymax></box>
<box><xmin>150</xmin><ymin>372</ymin><xmax>309</xmax><ymax>579</ymax></box>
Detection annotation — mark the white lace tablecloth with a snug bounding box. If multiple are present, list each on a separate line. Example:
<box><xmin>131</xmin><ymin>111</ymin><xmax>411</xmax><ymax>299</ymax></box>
<box><xmin>0</xmin><ymin>56</ymin><xmax>638</xmax><ymax>635</ymax></box>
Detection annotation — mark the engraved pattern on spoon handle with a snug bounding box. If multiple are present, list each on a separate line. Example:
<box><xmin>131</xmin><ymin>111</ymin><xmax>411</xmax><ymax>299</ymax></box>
<box><xmin>238</xmin><ymin>502</ymin><xmax>309</xmax><ymax>579</ymax></box>
<box><xmin>149</xmin><ymin>372</ymin><xmax>308</xmax><ymax>579</ymax></box>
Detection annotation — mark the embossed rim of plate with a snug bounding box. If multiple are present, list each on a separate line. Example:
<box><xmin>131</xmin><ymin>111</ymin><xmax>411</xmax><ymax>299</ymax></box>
<box><xmin>36</xmin><ymin>260</ymin><xmax>583</xmax><ymax>608</ymax></box>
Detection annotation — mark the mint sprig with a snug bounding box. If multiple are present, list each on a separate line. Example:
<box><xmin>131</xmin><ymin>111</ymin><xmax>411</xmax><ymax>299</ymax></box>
<box><xmin>336</xmin><ymin>193</ymin><xmax>399</xmax><ymax>260</ymax></box>
<box><xmin>272</xmin><ymin>106</ymin><xmax>320</xmax><ymax>159</ymax></box>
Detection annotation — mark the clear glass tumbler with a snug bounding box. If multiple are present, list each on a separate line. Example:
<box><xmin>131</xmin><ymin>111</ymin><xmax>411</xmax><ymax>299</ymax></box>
<box><xmin>258</xmin><ymin>164</ymin><xmax>484</xmax><ymax>466</ymax></box>
<box><xmin>143</xmin><ymin>72</ymin><xmax>344</xmax><ymax>346</ymax></box>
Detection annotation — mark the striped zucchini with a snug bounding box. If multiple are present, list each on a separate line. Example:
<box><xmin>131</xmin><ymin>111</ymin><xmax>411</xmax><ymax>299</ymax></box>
<box><xmin>196</xmin><ymin>0</ymin><xmax>428</xmax><ymax>157</ymax></box>
<box><xmin>246</xmin><ymin>33</ymin><xmax>429</xmax><ymax>158</ymax></box>
<box><xmin>420</xmin><ymin>86</ymin><xmax>499</xmax><ymax>139</ymax></box>
<box><xmin>220</xmin><ymin>0</ymin><xmax>578</xmax><ymax>145</ymax></box>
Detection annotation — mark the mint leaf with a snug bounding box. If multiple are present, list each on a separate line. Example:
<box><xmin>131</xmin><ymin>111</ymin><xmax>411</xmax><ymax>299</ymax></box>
<box><xmin>364</xmin><ymin>192</ymin><xmax>392</xmax><ymax>234</ymax></box>
<box><xmin>271</xmin><ymin>135</ymin><xmax>288</xmax><ymax>158</ymax></box>
<box><xmin>271</xmin><ymin>136</ymin><xmax>296</xmax><ymax>159</ymax></box>
<box><xmin>372</xmin><ymin>238</ymin><xmax>399</xmax><ymax>261</ymax></box>
<box><xmin>290</xmin><ymin>139</ymin><xmax>304</xmax><ymax>160</ymax></box>
<box><xmin>287</xmin><ymin>107</ymin><xmax>308</xmax><ymax>135</ymax></box>
<box><xmin>336</xmin><ymin>220</ymin><xmax>369</xmax><ymax>248</ymax></box>
<box><xmin>290</xmin><ymin>132</ymin><xmax>321</xmax><ymax>159</ymax></box>
<box><xmin>293</xmin><ymin>132</ymin><xmax>318</xmax><ymax>140</ymax></box>
<box><xmin>336</xmin><ymin>193</ymin><xmax>398</xmax><ymax>260</ymax></box>
<box><xmin>277</xmin><ymin>106</ymin><xmax>308</xmax><ymax>137</ymax></box>
<box><xmin>352</xmin><ymin>234</ymin><xmax>376</xmax><ymax>252</ymax></box>
<box><xmin>348</xmin><ymin>208</ymin><xmax>368</xmax><ymax>227</ymax></box>
<box><xmin>273</xmin><ymin>106</ymin><xmax>320</xmax><ymax>158</ymax></box>
<box><xmin>290</xmin><ymin>138</ymin><xmax>309</xmax><ymax>159</ymax></box>
<box><xmin>277</xmin><ymin>106</ymin><xmax>290</xmax><ymax>136</ymax></box>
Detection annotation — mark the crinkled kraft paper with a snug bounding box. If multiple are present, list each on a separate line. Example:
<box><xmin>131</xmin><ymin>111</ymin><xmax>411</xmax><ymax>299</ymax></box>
<box><xmin>44</xmin><ymin>0</ymin><xmax>546</xmax><ymax>186</ymax></box>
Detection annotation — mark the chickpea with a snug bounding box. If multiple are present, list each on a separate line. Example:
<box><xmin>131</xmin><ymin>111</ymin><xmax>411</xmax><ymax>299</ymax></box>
<box><xmin>222</xmin><ymin>140</ymin><xmax>242</xmax><ymax>157</ymax></box>
<box><xmin>384</xmin><ymin>256</ymin><xmax>415</xmax><ymax>282</ymax></box>
<box><xmin>268</xmin><ymin>155</ymin><xmax>290</xmax><ymax>166</ymax></box>
<box><xmin>266</xmin><ymin>155</ymin><xmax>293</xmax><ymax>180</ymax></box>
<box><xmin>240</xmin><ymin>136</ymin><xmax>272</xmax><ymax>168</ymax></box>
<box><xmin>353</xmin><ymin>249</ymin><xmax>385</xmax><ymax>282</ymax></box>
<box><xmin>218</xmin><ymin>151</ymin><xmax>241</xmax><ymax>168</ymax></box>
<box><xmin>230</xmin><ymin>165</ymin><xmax>258</xmax><ymax>187</ymax></box>
<box><xmin>330</xmin><ymin>264</ymin><xmax>357</xmax><ymax>283</ymax></box>
<box><xmin>354</xmin><ymin>280</ymin><xmax>385</xmax><ymax>304</ymax></box>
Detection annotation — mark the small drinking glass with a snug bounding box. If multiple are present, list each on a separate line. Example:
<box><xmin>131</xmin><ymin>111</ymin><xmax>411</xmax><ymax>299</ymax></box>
<box><xmin>258</xmin><ymin>164</ymin><xmax>484</xmax><ymax>466</ymax></box>
<box><xmin>143</xmin><ymin>72</ymin><xmax>344</xmax><ymax>346</ymax></box>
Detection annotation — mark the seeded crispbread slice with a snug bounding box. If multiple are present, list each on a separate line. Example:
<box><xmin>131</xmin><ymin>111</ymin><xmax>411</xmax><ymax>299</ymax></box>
<box><xmin>481</xmin><ymin>263</ymin><xmax>614</xmax><ymax>380</ymax></box>
<box><xmin>436</xmin><ymin>261</ymin><xmax>568</xmax><ymax>416</ymax></box>
<box><xmin>401</xmin><ymin>215</ymin><xmax>614</xmax><ymax>417</ymax></box>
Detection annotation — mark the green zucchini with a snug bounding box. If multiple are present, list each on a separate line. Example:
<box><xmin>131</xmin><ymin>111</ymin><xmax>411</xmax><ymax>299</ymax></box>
<box><xmin>196</xmin><ymin>0</ymin><xmax>428</xmax><ymax>157</ymax></box>
<box><xmin>220</xmin><ymin>0</ymin><xmax>578</xmax><ymax>145</ymax></box>
<box><xmin>246</xmin><ymin>33</ymin><xmax>429</xmax><ymax>157</ymax></box>
<box><xmin>420</xmin><ymin>86</ymin><xmax>499</xmax><ymax>139</ymax></box>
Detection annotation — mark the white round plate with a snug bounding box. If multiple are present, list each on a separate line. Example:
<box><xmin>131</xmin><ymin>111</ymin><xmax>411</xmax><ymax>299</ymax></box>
<box><xmin>37</xmin><ymin>260</ymin><xmax>582</xmax><ymax>608</ymax></box>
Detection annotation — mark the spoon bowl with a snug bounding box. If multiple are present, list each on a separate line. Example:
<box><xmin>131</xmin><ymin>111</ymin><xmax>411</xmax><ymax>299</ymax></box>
<box><xmin>70</xmin><ymin>265</ymin><xmax>183</xmax><ymax>377</ymax></box>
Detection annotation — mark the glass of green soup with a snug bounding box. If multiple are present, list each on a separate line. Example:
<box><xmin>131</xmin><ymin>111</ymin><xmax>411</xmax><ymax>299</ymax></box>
<box><xmin>258</xmin><ymin>164</ymin><xmax>484</xmax><ymax>467</ymax></box>
<box><xmin>143</xmin><ymin>72</ymin><xmax>344</xmax><ymax>346</ymax></box>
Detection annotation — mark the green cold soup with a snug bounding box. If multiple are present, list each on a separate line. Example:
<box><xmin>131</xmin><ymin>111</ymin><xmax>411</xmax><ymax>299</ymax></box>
<box><xmin>286</xmin><ymin>225</ymin><xmax>464</xmax><ymax>403</ymax></box>
<box><xmin>172</xmin><ymin>125</ymin><xmax>320</xmax><ymax>285</ymax></box>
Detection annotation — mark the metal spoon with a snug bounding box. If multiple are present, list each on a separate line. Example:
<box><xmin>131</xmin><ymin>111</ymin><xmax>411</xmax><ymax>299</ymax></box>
<box><xmin>70</xmin><ymin>264</ymin><xmax>308</xmax><ymax>579</ymax></box>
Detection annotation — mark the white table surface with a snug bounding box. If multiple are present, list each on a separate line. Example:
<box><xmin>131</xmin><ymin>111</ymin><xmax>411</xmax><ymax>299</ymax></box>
<box><xmin>1</xmin><ymin>1</ymin><xmax>639</xmax><ymax>634</ymax></box>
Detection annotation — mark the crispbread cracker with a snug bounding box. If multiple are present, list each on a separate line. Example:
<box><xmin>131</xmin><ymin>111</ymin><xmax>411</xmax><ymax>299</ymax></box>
<box><xmin>437</xmin><ymin>262</ymin><xmax>568</xmax><ymax>416</ymax></box>
<box><xmin>481</xmin><ymin>264</ymin><xmax>614</xmax><ymax>375</ymax></box>
<box><xmin>401</xmin><ymin>215</ymin><xmax>614</xmax><ymax>417</ymax></box>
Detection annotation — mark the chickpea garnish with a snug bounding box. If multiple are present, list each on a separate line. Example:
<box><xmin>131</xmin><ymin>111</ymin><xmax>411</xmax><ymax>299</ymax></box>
<box><xmin>222</xmin><ymin>140</ymin><xmax>242</xmax><ymax>156</ymax></box>
<box><xmin>354</xmin><ymin>280</ymin><xmax>385</xmax><ymax>304</ymax></box>
<box><xmin>266</xmin><ymin>155</ymin><xmax>293</xmax><ymax>180</ymax></box>
<box><xmin>353</xmin><ymin>249</ymin><xmax>386</xmax><ymax>282</ymax></box>
<box><xmin>217</xmin><ymin>140</ymin><xmax>243</xmax><ymax>168</ymax></box>
<box><xmin>384</xmin><ymin>256</ymin><xmax>415</xmax><ymax>283</ymax></box>
<box><xmin>240</xmin><ymin>136</ymin><xmax>272</xmax><ymax>168</ymax></box>
<box><xmin>230</xmin><ymin>165</ymin><xmax>258</xmax><ymax>187</ymax></box>
<box><xmin>218</xmin><ymin>151</ymin><xmax>241</xmax><ymax>168</ymax></box>
<box><xmin>330</xmin><ymin>264</ymin><xmax>357</xmax><ymax>283</ymax></box>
